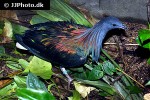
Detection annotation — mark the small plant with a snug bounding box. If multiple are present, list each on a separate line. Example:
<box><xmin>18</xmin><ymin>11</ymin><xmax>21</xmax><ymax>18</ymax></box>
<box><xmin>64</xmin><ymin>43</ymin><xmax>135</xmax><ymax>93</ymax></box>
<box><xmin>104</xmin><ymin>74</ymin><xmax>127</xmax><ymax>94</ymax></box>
<box><xmin>136</xmin><ymin>2</ymin><xmax>150</xmax><ymax>86</ymax></box>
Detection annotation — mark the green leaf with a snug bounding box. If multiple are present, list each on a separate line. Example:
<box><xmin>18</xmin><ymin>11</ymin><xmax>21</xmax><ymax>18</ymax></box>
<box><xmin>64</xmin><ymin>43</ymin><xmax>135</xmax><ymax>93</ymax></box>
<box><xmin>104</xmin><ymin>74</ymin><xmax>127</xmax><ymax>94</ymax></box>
<box><xmin>126</xmin><ymin>86</ymin><xmax>142</xmax><ymax>94</ymax></box>
<box><xmin>71</xmin><ymin>90</ymin><xmax>81</xmax><ymax>100</ymax></box>
<box><xmin>136</xmin><ymin>29</ymin><xmax>150</xmax><ymax>48</ymax></box>
<box><xmin>30</xmin><ymin>15</ymin><xmax>49</xmax><ymax>25</ymax></box>
<box><xmin>87</xmin><ymin>65</ymin><xmax>103</xmax><ymax>80</ymax></box>
<box><xmin>31</xmin><ymin>0</ymin><xmax>92</xmax><ymax>27</ymax></box>
<box><xmin>16</xmin><ymin>88</ymin><xmax>55</xmax><ymax>100</ymax></box>
<box><xmin>14</xmin><ymin>76</ymin><xmax>26</xmax><ymax>88</ymax></box>
<box><xmin>70</xmin><ymin>67</ymin><xmax>84</xmax><ymax>73</ymax></box>
<box><xmin>18</xmin><ymin>59</ymin><xmax>29</xmax><ymax>69</ymax></box>
<box><xmin>145</xmin><ymin>80</ymin><xmax>150</xmax><ymax>86</ymax></box>
<box><xmin>26</xmin><ymin>72</ymin><xmax>47</xmax><ymax>91</ymax></box>
<box><xmin>147</xmin><ymin>58</ymin><xmax>150</xmax><ymax>65</ymax></box>
<box><xmin>76</xmin><ymin>78</ymin><xmax>116</xmax><ymax>95</ymax></box>
<box><xmin>102</xmin><ymin>61</ymin><xmax>116</xmax><ymax>75</ymax></box>
<box><xmin>0</xmin><ymin>82</ymin><xmax>17</xmax><ymax>99</ymax></box>
<box><xmin>99</xmin><ymin>91</ymin><xmax>112</xmax><ymax>96</ymax></box>
<box><xmin>12</xmin><ymin>23</ymin><xmax>28</xmax><ymax>35</ymax></box>
<box><xmin>0</xmin><ymin>83</ymin><xmax>14</xmax><ymax>97</ymax></box>
<box><xmin>74</xmin><ymin>71</ymin><xmax>88</xmax><ymax>80</ymax></box>
<box><xmin>24</xmin><ymin>56</ymin><xmax>53</xmax><ymax>79</ymax></box>
<box><xmin>6</xmin><ymin>61</ymin><xmax>22</xmax><ymax>70</ymax></box>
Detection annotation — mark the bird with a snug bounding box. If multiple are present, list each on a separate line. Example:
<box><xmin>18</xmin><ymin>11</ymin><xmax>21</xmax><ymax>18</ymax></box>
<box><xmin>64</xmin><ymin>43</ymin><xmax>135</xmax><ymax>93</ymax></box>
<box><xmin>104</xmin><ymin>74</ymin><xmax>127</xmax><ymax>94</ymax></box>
<box><xmin>15</xmin><ymin>16</ymin><xmax>125</xmax><ymax>87</ymax></box>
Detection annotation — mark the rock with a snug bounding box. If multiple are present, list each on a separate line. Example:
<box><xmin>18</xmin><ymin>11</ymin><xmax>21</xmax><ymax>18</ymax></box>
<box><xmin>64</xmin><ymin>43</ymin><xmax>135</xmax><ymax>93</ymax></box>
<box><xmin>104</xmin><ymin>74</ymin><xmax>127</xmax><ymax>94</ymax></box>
<box><xmin>70</xmin><ymin>0</ymin><xmax>149</xmax><ymax>24</ymax></box>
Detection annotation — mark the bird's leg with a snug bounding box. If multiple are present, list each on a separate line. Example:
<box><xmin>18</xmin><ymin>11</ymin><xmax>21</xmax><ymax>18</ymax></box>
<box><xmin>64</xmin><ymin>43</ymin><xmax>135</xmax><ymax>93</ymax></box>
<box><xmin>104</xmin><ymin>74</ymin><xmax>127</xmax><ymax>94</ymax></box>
<box><xmin>60</xmin><ymin>66</ymin><xmax>73</xmax><ymax>89</ymax></box>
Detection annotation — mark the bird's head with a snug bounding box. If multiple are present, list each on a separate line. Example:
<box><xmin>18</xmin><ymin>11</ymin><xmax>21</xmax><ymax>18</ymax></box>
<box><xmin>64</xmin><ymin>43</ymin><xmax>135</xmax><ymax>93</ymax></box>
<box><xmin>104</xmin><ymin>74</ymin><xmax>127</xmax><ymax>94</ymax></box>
<box><xmin>76</xmin><ymin>16</ymin><xmax>126</xmax><ymax>62</ymax></box>
<box><xmin>99</xmin><ymin>16</ymin><xmax>126</xmax><ymax>31</ymax></box>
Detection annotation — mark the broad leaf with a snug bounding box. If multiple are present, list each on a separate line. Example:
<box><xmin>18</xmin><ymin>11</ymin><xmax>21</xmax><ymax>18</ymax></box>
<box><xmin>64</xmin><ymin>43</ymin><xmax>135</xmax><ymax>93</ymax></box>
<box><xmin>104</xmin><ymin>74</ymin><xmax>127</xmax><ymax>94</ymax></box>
<box><xmin>24</xmin><ymin>56</ymin><xmax>53</xmax><ymax>79</ymax></box>
<box><xmin>16</xmin><ymin>88</ymin><xmax>55</xmax><ymax>100</ymax></box>
<box><xmin>26</xmin><ymin>72</ymin><xmax>47</xmax><ymax>91</ymax></box>
<box><xmin>136</xmin><ymin>29</ymin><xmax>150</xmax><ymax>48</ymax></box>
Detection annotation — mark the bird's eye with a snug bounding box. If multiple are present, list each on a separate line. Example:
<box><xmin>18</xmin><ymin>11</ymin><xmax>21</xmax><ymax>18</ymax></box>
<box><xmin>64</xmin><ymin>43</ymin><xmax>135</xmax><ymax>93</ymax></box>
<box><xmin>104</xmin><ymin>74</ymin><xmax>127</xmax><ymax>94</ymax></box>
<box><xmin>112</xmin><ymin>24</ymin><xmax>117</xmax><ymax>26</ymax></box>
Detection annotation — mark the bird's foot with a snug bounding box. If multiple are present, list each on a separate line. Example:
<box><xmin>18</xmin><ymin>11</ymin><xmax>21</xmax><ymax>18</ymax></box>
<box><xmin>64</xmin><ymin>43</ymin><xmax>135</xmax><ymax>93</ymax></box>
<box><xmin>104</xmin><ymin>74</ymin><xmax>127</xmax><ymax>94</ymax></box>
<box><xmin>60</xmin><ymin>67</ymin><xmax>74</xmax><ymax>89</ymax></box>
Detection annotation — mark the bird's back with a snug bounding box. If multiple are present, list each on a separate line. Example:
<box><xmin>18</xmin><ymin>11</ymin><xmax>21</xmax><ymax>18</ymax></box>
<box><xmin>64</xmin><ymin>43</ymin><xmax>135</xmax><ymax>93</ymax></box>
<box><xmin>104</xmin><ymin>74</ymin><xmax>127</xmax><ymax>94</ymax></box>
<box><xmin>15</xmin><ymin>21</ymin><xmax>88</xmax><ymax>67</ymax></box>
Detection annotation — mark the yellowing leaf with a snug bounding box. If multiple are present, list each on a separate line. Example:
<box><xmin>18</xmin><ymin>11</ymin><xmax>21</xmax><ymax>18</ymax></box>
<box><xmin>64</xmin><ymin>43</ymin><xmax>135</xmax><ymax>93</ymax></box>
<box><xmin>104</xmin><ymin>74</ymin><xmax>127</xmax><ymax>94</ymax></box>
<box><xmin>1</xmin><ymin>20</ymin><xmax>13</xmax><ymax>43</ymax></box>
<box><xmin>74</xmin><ymin>81</ymin><xmax>95</xmax><ymax>98</ymax></box>
<box><xmin>144</xmin><ymin>93</ymin><xmax>150</xmax><ymax>100</ymax></box>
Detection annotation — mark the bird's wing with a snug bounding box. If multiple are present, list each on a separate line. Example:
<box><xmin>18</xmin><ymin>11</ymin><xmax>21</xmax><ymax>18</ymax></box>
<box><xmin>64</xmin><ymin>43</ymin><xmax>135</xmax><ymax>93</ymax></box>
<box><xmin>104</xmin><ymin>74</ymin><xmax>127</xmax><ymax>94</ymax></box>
<box><xmin>16</xmin><ymin>21</ymin><xmax>88</xmax><ymax>67</ymax></box>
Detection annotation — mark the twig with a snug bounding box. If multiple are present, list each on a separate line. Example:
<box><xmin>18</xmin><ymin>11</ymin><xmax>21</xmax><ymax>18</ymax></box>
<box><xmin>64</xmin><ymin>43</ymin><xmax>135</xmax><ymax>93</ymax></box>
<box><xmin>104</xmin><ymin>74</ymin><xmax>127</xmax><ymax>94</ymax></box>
<box><xmin>104</xmin><ymin>42</ymin><xmax>139</xmax><ymax>46</ymax></box>
<box><xmin>116</xmin><ymin>68</ymin><xmax>144</xmax><ymax>88</ymax></box>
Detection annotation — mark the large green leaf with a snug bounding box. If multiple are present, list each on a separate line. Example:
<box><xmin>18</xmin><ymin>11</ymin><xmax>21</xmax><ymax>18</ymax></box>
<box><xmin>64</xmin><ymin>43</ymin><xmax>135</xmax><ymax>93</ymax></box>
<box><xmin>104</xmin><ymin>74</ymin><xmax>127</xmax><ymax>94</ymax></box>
<box><xmin>26</xmin><ymin>72</ymin><xmax>47</xmax><ymax>91</ymax></box>
<box><xmin>24</xmin><ymin>56</ymin><xmax>53</xmax><ymax>79</ymax></box>
<box><xmin>136</xmin><ymin>29</ymin><xmax>150</xmax><ymax>48</ymax></box>
<box><xmin>16</xmin><ymin>88</ymin><xmax>55</xmax><ymax>100</ymax></box>
<box><xmin>31</xmin><ymin>0</ymin><xmax>92</xmax><ymax>27</ymax></box>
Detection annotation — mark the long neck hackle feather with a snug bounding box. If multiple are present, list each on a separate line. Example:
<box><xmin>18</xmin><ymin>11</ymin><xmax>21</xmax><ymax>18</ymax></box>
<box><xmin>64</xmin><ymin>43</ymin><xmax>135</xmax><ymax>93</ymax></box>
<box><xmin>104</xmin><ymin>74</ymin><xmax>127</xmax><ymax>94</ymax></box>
<box><xmin>73</xmin><ymin>21</ymin><xmax>111</xmax><ymax>62</ymax></box>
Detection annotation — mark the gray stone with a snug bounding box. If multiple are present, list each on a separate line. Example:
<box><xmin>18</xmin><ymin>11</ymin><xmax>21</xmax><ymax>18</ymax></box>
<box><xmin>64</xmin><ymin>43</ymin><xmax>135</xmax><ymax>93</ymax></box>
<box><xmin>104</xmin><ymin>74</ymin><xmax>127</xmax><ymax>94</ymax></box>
<box><xmin>70</xmin><ymin>0</ymin><xmax>149</xmax><ymax>24</ymax></box>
